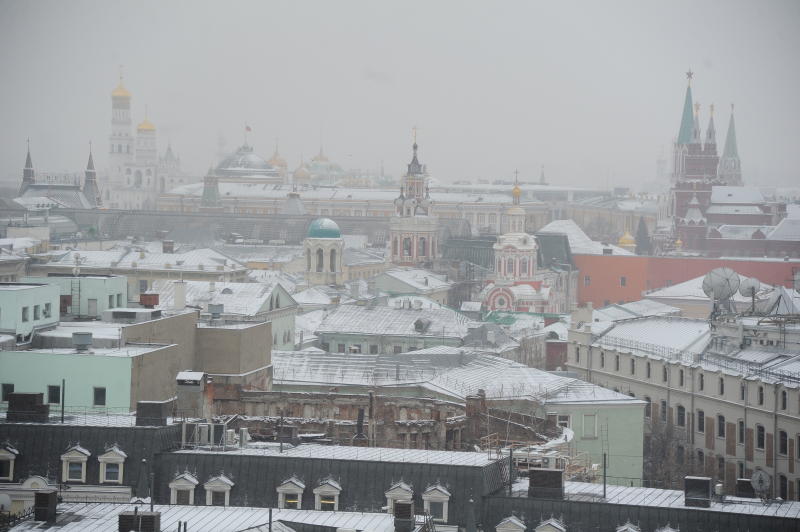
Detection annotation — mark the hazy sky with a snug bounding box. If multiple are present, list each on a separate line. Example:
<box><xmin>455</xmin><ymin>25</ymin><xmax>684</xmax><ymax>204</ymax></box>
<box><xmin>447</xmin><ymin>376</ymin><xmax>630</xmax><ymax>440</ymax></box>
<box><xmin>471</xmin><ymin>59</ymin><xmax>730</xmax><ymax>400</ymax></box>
<box><xmin>1</xmin><ymin>0</ymin><xmax>799</xmax><ymax>190</ymax></box>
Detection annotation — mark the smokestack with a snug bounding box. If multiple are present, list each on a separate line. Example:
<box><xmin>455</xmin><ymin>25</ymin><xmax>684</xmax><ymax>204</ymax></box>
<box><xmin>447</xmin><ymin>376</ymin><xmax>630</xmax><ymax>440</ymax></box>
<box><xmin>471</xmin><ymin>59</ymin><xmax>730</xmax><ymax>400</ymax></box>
<box><xmin>353</xmin><ymin>408</ymin><xmax>368</xmax><ymax>446</ymax></box>
<box><xmin>173</xmin><ymin>281</ymin><xmax>187</xmax><ymax>309</ymax></box>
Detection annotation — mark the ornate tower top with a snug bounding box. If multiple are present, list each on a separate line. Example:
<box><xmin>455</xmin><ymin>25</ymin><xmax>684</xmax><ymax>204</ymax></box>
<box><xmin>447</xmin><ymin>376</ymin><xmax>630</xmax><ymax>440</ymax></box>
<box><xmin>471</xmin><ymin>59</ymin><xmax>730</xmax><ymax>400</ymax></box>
<box><xmin>19</xmin><ymin>138</ymin><xmax>35</xmax><ymax>195</ymax></box>
<box><xmin>676</xmin><ymin>72</ymin><xmax>695</xmax><ymax>145</ymax></box>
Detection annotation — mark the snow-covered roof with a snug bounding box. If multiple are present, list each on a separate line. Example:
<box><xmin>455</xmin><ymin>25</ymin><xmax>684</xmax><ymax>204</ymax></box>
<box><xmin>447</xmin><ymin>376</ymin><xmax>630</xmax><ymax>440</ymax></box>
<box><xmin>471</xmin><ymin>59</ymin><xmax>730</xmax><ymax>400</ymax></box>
<box><xmin>592</xmin><ymin>316</ymin><xmax>711</xmax><ymax>359</ymax></box>
<box><xmin>48</xmin><ymin>247</ymin><xmax>247</xmax><ymax>273</ymax></box>
<box><xmin>215</xmin><ymin>244</ymin><xmax>305</xmax><ymax>264</ymax></box>
<box><xmin>205</xmin><ymin>474</ymin><xmax>235</xmax><ymax>487</ymax></box>
<box><xmin>272</xmin><ymin>350</ymin><xmax>642</xmax><ymax>406</ymax></box>
<box><xmin>342</xmin><ymin>247</ymin><xmax>385</xmax><ymax>266</ymax></box>
<box><xmin>714</xmin><ymin>225</ymin><xmax>774</xmax><ymax>239</ymax></box>
<box><xmin>380</xmin><ymin>268</ymin><xmax>453</xmax><ymax>292</ymax></box>
<box><xmin>152</xmin><ymin>279</ymin><xmax>294</xmax><ymax>316</ymax></box>
<box><xmin>593</xmin><ymin>300</ymin><xmax>681</xmax><ymax>322</ymax></box>
<box><xmin>387</xmin><ymin>295</ymin><xmax>447</xmax><ymax>311</ymax></box>
<box><xmin>460</xmin><ymin>301</ymin><xmax>482</xmax><ymax>312</ymax></box>
<box><xmin>62</xmin><ymin>444</ymin><xmax>91</xmax><ymax>457</ymax></box>
<box><xmin>315</xmin><ymin>305</ymin><xmax>473</xmax><ymax>339</ymax></box>
<box><xmin>536</xmin><ymin>219</ymin><xmax>633</xmax><ymax>256</ymax></box>
<box><xmin>0</xmin><ymin>237</ymin><xmax>42</xmax><ymax>251</ymax></box>
<box><xmin>705</xmin><ymin>204</ymin><xmax>764</xmax><ymax>215</ymax></box>
<box><xmin>767</xmin><ymin>217</ymin><xmax>800</xmax><ymax>241</ymax></box>
<box><xmin>176</xmin><ymin>371</ymin><xmax>205</xmax><ymax>382</ymax></box>
<box><xmin>710</xmin><ymin>186</ymin><xmax>764</xmax><ymax>204</ymax></box>
<box><xmin>171</xmin><ymin>471</ymin><xmax>199</xmax><ymax>485</ymax></box>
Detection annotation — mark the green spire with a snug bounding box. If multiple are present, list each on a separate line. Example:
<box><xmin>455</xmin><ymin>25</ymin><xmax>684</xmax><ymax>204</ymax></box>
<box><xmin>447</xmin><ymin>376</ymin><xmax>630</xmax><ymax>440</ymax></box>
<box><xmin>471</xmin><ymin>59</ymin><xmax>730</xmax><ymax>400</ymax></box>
<box><xmin>722</xmin><ymin>106</ymin><xmax>739</xmax><ymax>159</ymax></box>
<box><xmin>676</xmin><ymin>81</ymin><xmax>695</xmax><ymax>145</ymax></box>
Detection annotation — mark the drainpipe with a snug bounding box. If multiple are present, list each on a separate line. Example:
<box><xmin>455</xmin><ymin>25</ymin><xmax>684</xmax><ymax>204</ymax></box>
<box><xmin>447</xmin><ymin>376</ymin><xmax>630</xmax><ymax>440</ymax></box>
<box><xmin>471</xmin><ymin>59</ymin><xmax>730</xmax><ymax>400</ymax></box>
<box><xmin>773</xmin><ymin>383</ymin><xmax>780</xmax><ymax>499</ymax></box>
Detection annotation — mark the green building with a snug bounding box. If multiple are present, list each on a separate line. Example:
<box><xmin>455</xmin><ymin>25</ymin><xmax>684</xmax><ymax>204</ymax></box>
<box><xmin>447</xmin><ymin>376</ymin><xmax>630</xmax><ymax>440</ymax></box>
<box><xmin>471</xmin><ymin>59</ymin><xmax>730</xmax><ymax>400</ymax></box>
<box><xmin>22</xmin><ymin>275</ymin><xmax>128</xmax><ymax>319</ymax></box>
<box><xmin>0</xmin><ymin>283</ymin><xmax>60</xmax><ymax>344</ymax></box>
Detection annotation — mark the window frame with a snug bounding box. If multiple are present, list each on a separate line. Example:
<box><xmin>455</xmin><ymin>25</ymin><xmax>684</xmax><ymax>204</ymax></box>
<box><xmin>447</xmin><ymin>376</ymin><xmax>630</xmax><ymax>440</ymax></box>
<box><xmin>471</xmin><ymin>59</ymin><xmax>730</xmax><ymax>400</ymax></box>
<box><xmin>93</xmin><ymin>387</ymin><xmax>106</xmax><ymax>407</ymax></box>
<box><xmin>697</xmin><ymin>410</ymin><xmax>705</xmax><ymax>433</ymax></box>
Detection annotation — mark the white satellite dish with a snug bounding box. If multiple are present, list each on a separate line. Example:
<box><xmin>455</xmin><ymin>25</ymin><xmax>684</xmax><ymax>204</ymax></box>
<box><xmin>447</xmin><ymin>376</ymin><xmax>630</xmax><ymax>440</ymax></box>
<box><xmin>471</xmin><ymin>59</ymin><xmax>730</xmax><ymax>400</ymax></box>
<box><xmin>702</xmin><ymin>268</ymin><xmax>740</xmax><ymax>301</ymax></box>
<box><xmin>751</xmin><ymin>469</ymin><xmax>771</xmax><ymax>497</ymax></box>
<box><xmin>738</xmin><ymin>277</ymin><xmax>761</xmax><ymax>298</ymax></box>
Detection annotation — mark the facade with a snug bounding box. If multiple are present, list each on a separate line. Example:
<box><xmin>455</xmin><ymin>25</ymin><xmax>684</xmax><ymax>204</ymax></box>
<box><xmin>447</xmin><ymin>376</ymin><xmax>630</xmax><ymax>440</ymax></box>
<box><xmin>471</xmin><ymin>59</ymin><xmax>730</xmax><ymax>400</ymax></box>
<box><xmin>22</xmin><ymin>274</ymin><xmax>128</xmax><ymax>319</ymax></box>
<box><xmin>0</xmin><ymin>283</ymin><xmax>59</xmax><ymax>344</ymax></box>
<box><xmin>566</xmin><ymin>305</ymin><xmax>800</xmax><ymax>498</ymax></box>
<box><xmin>373</xmin><ymin>268</ymin><xmax>453</xmax><ymax>305</ymax></box>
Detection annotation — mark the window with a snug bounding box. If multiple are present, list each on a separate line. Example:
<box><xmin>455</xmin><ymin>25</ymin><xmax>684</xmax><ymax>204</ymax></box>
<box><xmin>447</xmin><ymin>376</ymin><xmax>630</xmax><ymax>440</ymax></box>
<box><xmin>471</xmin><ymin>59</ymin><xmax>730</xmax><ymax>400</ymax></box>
<box><xmin>662</xmin><ymin>366</ymin><xmax>668</xmax><ymax>382</ymax></box>
<box><xmin>779</xmin><ymin>475</ymin><xmax>788</xmax><ymax>500</ymax></box>
<box><xmin>33</xmin><ymin>305</ymin><xmax>40</xmax><ymax>320</ymax></box>
<box><xmin>321</xmin><ymin>342</ymin><xmax>330</xmax><ymax>352</ymax></box>
<box><xmin>575</xmin><ymin>347</ymin><xmax>580</xmax><ymax>363</ymax></box>
<box><xmin>738</xmin><ymin>462</ymin><xmax>745</xmax><ymax>479</ymax></box>
<box><xmin>422</xmin><ymin>485</ymin><xmax>450</xmax><ymax>522</ymax></box>
<box><xmin>277</xmin><ymin>477</ymin><xmax>305</xmax><ymax>509</ymax></box>
<box><xmin>797</xmin><ymin>435</ymin><xmax>800</xmax><ymax>459</ymax></box>
<box><xmin>660</xmin><ymin>400</ymin><xmax>667</xmax><ymax>422</ymax></box>
<box><xmin>630</xmin><ymin>359</ymin><xmax>635</xmax><ymax>375</ymax></box>
<box><xmin>740</xmin><ymin>384</ymin><xmax>746</xmax><ymax>401</ymax></box>
<box><xmin>600</xmin><ymin>352</ymin><xmax>605</xmax><ymax>368</ymax></box>
<box><xmin>116</xmin><ymin>294</ymin><xmax>122</xmax><ymax>307</ymax></box>
<box><xmin>428</xmin><ymin>501</ymin><xmax>444</xmax><ymax>520</ymax></box>
<box><xmin>644</xmin><ymin>397</ymin><xmax>651</xmax><ymax>418</ymax></box>
<box><xmin>781</xmin><ymin>390</ymin><xmax>788</xmax><ymax>411</ymax></box>
<box><xmin>68</xmin><ymin>462</ymin><xmax>83</xmax><ymax>480</ymax></box>
<box><xmin>620</xmin><ymin>276</ymin><xmax>627</xmax><ymax>287</ymax></box>
<box><xmin>314</xmin><ymin>479</ymin><xmax>341</xmax><ymax>511</ymax></box>
<box><xmin>677</xmin><ymin>405</ymin><xmax>686</xmax><ymax>427</ymax></box>
<box><xmin>47</xmin><ymin>385</ymin><xmax>60</xmax><ymax>404</ymax></box>
<box><xmin>697</xmin><ymin>410</ymin><xmax>705</xmax><ymax>433</ymax></box>
<box><xmin>756</xmin><ymin>425</ymin><xmax>765</xmax><ymax>449</ymax></box>
<box><xmin>104</xmin><ymin>463</ymin><xmax>120</xmax><ymax>481</ymax></box>
<box><xmin>109</xmin><ymin>295</ymin><xmax>115</xmax><ymax>307</ymax></box>
<box><xmin>370</xmin><ymin>345</ymin><xmax>379</xmax><ymax>354</ymax></box>
<box><xmin>170</xmin><ymin>472</ymin><xmax>198</xmax><ymax>504</ymax></box>
<box><xmin>43</xmin><ymin>302</ymin><xmax>51</xmax><ymax>318</ymax></box>
<box><xmin>138</xmin><ymin>279</ymin><xmax>148</xmax><ymax>293</ymax></box>
<box><xmin>1</xmin><ymin>383</ymin><xmax>14</xmax><ymax>402</ymax></box>
<box><xmin>93</xmin><ymin>387</ymin><xmax>106</xmax><ymax>407</ymax></box>
<box><xmin>584</xmin><ymin>275</ymin><xmax>591</xmax><ymax>287</ymax></box>
<box><xmin>717</xmin><ymin>415</ymin><xmax>725</xmax><ymax>438</ymax></box>
<box><xmin>679</xmin><ymin>369</ymin><xmax>684</xmax><ymax>387</ymax></box>
<box><xmin>779</xmin><ymin>431</ymin><xmax>788</xmax><ymax>455</ymax></box>
<box><xmin>738</xmin><ymin>420</ymin><xmax>745</xmax><ymax>444</ymax></box>
<box><xmin>0</xmin><ymin>445</ymin><xmax>17</xmax><ymax>481</ymax></box>
<box><xmin>337</xmin><ymin>344</ymin><xmax>345</xmax><ymax>353</ymax></box>
<box><xmin>719</xmin><ymin>377</ymin><xmax>725</xmax><ymax>396</ymax></box>
<box><xmin>718</xmin><ymin>456</ymin><xmax>725</xmax><ymax>480</ymax></box>
<box><xmin>21</xmin><ymin>306</ymin><xmax>29</xmax><ymax>322</ymax></box>
<box><xmin>615</xmin><ymin>355</ymin><xmax>620</xmax><ymax>371</ymax></box>
<box><xmin>556</xmin><ymin>415</ymin><xmax>570</xmax><ymax>428</ymax></box>
<box><xmin>699</xmin><ymin>374</ymin><xmax>704</xmax><ymax>391</ymax></box>
<box><xmin>758</xmin><ymin>386</ymin><xmax>764</xmax><ymax>405</ymax></box>
<box><xmin>582</xmin><ymin>414</ymin><xmax>597</xmax><ymax>438</ymax></box>
<box><xmin>393</xmin><ymin>345</ymin><xmax>402</xmax><ymax>354</ymax></box>
<box><xmin>176</xmin><ymin>489</ymin><xmax>191</xmax><ymax>505</ymax></box>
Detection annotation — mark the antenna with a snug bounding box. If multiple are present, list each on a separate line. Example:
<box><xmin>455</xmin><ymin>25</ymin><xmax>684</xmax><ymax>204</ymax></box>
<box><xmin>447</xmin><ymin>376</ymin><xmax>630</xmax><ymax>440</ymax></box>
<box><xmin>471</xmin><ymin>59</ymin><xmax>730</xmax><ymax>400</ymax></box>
<box><xmin>702</xmin><ymin>268</ymin><xmax>740</xmax><ymax>317</ymax></box>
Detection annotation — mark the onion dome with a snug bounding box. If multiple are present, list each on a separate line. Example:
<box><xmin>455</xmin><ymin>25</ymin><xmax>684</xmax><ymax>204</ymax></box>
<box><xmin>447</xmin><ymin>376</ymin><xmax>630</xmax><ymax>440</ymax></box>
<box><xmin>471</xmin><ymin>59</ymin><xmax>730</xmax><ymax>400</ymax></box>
<box><xmin>111</xmin><ymin>80</ymin><xmax>131</xmax><ymax>99</ymax></box>
<box><xmin>137</xmin><ymin>118</ymin><xmax>156</xmax><ymax>131</ymax></box>
<box><xmin>293</xmin><ymin>162</ymin><xmax>311</xmax><ymax>180</ymax></box>
<box><xmin>307</xmin><ymin>218</ymin><xmax>341</xmax><ymax>239</ymax></box>
<box><xmin>618</xmin><ymin>232</ymin><xmax>636</xmax><ymax>247</ymax></box>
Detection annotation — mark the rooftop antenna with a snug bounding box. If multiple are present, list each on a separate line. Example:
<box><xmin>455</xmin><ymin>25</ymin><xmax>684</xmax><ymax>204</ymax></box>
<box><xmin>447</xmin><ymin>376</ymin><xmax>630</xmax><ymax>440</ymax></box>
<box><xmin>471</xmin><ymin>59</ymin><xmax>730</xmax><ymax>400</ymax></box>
<box><xmin>738</xmin><ymin>277</ymin><xmax>761</xmax><ymax>314</ymax></box>
<box><xmin>702</xmin><ymin>267</ymin><xmax>740</xmax><ymax>318</ymax></box>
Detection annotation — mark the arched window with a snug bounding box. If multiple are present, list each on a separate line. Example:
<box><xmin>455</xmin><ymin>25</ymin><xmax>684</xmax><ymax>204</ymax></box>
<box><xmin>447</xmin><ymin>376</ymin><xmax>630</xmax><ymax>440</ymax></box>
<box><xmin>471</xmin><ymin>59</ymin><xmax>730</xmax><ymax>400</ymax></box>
<box><xmin>662</xmin><ymin>366</ymin><xmax>668</xmax><ymax>382</ymax></box>
<box><xmin>779</xmin><ymin>474</ymin><xmax>788</xmax><ymax>500</ymax></box>
<box><xmin>646</xmin><ymin>362</ymin><xmax>651</xmax><ymax>378</ymax></box>
<box><xmin>699</xmin><ymin>374</ymin><xmax>705</xmax><ymax>391</ymax></box>
<box><xmin>520</xmin><ymin>258</ymin><xmax>528</xmax><ymax>276</ymax></box>
<box><xmin>329</xmin><ymin>249</ymin><xmax>337</xmax><ymax>272</ymax></box>
<box><xmin>679</xmin><ymin>369</ymin><xmax>684</xmax><ymax>387</ymax></box>
<box><xmin>719</xmin><ymin>377</ymin><xmax>725</xmax><ymax>395</ymax></box>
<box><xmin>697</xmin><ymin>410</ymin><xmax>705</xmax><ymax>433</ymax></box>
<box><xmin>506</xmin><ymin>258</ymin><xmax>514</xmax><ymax>275</ymax></box>
<box><xmin>779</xmin><ymin>430</ymin><xmax>788</xmax><ymax>455</ymax></box>
<box><xmin>316</xmin><ymin>248</ymin><xmax>324</xmax><ymax>272</ymax></box>
<box><xmin>758</xmin><ymin>386</ymin><xmax>764</xmax><ymax>405</ymax></box>
<box><xmin>630</xmin><ymin>358</ymin><xmax>635</xmax><ymax>375</ymax></box>
<box><xmin>717</xmin><ymin>415</ymin><xmax>725</xmax><ymax>438</ymax></box>
<box><xmin>677</xmin><ymin>405</ymin><xmax>686</xmax><ymax>427</ymax></box>
<box><xmin>781</xmin><ymin>390</ymin><xmax>787</xmax><ymax>410</ymax></box>
<box><xmin>418</xmin><ymin>237</ymin><xmax>427</xmax><ymax>256</ymax></box>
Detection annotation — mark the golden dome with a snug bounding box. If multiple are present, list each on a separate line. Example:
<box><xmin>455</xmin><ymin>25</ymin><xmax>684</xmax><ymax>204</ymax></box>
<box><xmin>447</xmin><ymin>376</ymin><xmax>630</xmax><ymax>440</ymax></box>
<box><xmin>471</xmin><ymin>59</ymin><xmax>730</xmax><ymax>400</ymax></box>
<box><xmin>111</xmin><ymin>82</ymin><xmax>131</xmax><ymax>98</ymax></box>
<box><xmin>293</xmin><ymin>163</ymin><xmax>311</xmax><ymax>180</ymax></box>
<box><xmin>618</xmin><ymin>231</ymin><xmax>636</xmax><ymax>246</ymax></box>
<box><xmin>675</xmin><ymin>238</ymin><xmax>683</xmax><ymax>249</ymax></box>
<box><xmin>137</xmin><ymin>118</ymin><xmax>156</xmax><ymax>131</ymax></box>
<box><xmin>512</xmin><ymin>184</ymin><xmax>521</xmax><ymax>198</ymax></box>
<box><xmin>269</xmin><ymin>153</ymin><xmax>287</xmax><ymax>169</ymax></box>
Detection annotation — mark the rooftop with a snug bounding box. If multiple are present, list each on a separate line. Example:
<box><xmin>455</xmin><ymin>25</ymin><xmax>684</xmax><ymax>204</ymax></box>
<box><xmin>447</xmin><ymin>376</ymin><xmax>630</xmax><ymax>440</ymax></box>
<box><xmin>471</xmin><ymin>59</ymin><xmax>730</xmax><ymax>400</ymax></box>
<box><xmin>380</xmin><ymin>268</ymin><xmax>453</xmax><ymax>291</ymax></box>
<box><xmin>537</xmin><ymin>219</ymin><xmax>633</xmax><ymax>256</ymax></box>
<box><xmin>314</xmin><ymin>305</ymin><xmax>474</xmax><ymax>338</ymax></box>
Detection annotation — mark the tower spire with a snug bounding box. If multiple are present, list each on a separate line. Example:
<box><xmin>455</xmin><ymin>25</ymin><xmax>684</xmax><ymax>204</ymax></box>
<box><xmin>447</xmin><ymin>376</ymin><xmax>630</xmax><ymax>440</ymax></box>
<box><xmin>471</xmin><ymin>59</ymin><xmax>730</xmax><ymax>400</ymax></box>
<box><xmin>20</xmin><ymin>138</ymin><xmax>35</xmax><ymax>195</ymax></box>
<box><xmin>704</xmin><ymin>103</ymin><xmax>717</xmax><ymax>153</ymax></box>
<box><xmin>83</xmin><ymin>141</ymin><xmax>101</xmax><ymax>207</ymax></box>
<box><xmin>676</xmin><ymin>71</ymin><xmax>695</xmax><ymax>145</ymax></box>
<box><xmin>691</xmin><ymin>101</ymin><xmax>702</xmax><ymax>144</ymax></box>
<box><xmin>718</xmin><ymin>103</ymin><xmax>742</xmax><ymax>185</ymax></box>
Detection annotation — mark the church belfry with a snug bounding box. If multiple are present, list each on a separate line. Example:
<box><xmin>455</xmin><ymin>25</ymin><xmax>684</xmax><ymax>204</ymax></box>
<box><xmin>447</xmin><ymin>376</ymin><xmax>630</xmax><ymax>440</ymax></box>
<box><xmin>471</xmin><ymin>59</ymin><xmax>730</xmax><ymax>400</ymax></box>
<box><xmin>19</xmin><ymin>139</ymin><xmax>35</xmax><ymax>195</ymax></box>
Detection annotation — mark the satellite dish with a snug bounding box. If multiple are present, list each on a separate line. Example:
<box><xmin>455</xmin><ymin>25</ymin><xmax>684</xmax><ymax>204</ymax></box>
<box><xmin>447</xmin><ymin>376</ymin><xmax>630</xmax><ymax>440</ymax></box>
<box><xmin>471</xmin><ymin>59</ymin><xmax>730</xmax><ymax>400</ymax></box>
<box><xmin>751</xmin><ymin>469</ymin><xmax>771</xmax><ymax>497</ymax></box>
<box><xmin>702</xmin><ymin>268</ymin><xmax>740</xmax><ymax>301</ymax></box>
<box><xmin>739</xmin><ymin>277</ymin><xmax>761</xmax><ymax>298</ymax></box>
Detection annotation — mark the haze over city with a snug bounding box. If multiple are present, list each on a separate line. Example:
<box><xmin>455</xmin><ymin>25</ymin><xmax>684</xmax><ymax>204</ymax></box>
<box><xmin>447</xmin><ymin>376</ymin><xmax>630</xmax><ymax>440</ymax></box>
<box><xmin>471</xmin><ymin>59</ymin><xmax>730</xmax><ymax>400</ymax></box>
<box><xmin>1</xmin><ymin>0</ymin><xmax>799</xmax><ymax>188</ymax></box>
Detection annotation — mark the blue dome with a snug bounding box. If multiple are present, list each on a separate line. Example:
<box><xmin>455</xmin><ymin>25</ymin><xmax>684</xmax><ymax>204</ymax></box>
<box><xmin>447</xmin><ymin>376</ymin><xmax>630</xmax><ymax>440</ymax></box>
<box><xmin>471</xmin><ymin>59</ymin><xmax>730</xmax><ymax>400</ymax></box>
<box><xmin>307</xmin><ymin>218</ymin><xmax>341</xmax><ymax>238</ymax></box>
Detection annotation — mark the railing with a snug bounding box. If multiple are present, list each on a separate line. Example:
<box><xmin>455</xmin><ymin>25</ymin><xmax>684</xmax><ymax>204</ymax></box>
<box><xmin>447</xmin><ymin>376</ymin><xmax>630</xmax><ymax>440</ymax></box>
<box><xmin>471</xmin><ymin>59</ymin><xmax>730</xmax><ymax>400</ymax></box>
<box><xmin>0</xmin><ymin>506</ymin><xmax>34</xmax><ymax>530</ymax></box>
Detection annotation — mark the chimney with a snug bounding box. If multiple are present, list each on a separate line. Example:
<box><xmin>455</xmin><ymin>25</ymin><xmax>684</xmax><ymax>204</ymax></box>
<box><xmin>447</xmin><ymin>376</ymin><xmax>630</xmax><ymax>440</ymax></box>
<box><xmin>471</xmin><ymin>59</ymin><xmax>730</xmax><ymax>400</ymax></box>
<box><xmin>173</xmin><ymin>281</ymin><xmax>187</xmax><ymax>309</ymax></box>
<box><xmin>162</xmin><ymin>240</ymin><xmax>175</xmax><ymax>254</ymax></box>
<box><xmin>33</xmin><ymin>490</ymin><xmax>57</xmax><ymax>522</ymax></box>
<box><xmin>139</xmin><ymin>293</ymin><xmax>159</xmax><ymax>309</ymax></box>
<box><xmin>118</xmin><ymin>511</ymin><xmax>161</xmax><ymax>532</ymax></box>
<box><xmin>6</xmin><ymin>393</ymin><xmax>50</xmax><ymax>423</ymax></box>
<box><xmin>352</xmin><ymin>408</ymin><xmax>368</xmax><ymax>446</ymax></box>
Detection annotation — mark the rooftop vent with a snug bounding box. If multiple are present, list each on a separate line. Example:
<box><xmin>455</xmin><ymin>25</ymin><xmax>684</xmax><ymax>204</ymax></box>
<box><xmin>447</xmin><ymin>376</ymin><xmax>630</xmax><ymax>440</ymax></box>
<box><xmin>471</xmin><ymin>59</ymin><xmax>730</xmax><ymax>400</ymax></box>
<box><xmin>72</xmin><ymin>331</ymin><xmax>92</xmax><ymax>352</ymax></box>
<box><xmin>528</xmin><ymin>468</ymin><xmax>564</xmax><ymax>500</ymax></box>
<box><xmin>208</xmin><ymin>303</ymin><xmax>224</xmax><ymax>319</ymax></box>
<box><xmin>684</xmin><ymin>476</ymin><xmax>712</xmax><ymax>508</ymax></box>
<box><xmin>118</xmin><ymin>511</ymin><xmax>161</xmax><ymax>532</ymax></box>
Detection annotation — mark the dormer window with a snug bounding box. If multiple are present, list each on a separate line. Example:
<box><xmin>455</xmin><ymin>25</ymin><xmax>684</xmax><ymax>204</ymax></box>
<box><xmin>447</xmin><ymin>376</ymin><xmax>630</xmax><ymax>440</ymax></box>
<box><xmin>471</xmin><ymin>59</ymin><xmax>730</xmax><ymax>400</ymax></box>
<box><xmin>313</xmin><ymin>477</ymin><xmax>341</xmax><ymax>511</ymax></box>
<box><xmin>495</xmin><ymin>515</ymin><xmax>526</xmax><ymax>532</ymax></box>
<box><xmin>0</xmin><ymin>443</ymin><xmax>19</xmax><ymax>481</ymax></box>
<box><xmin>61</xmin><ymin>444</ymin><xmax>90</xmax><ymax>483</ymax></box>
<box><xmin>277</xmin><ymin>476</ymin><xmax>305</xmax><ymax>509</ymax></box>
<box><xmin>422</xmin><ymin>484</ymin><xmax>451</xmax><ymax>522</ymax></box>
<box><xmin>169</xmin><ymin>471</ymin><xmax>199</xmax><ymax>505</ymax></box>
<box><xmin>385</xmin><ymin>480</ymin><xmax>413</xmax><ymax>514</ymax></box>
<box><xmin>204</xmin><ymin>474</ymin><xmax>234</xmax><ymax>506</ymax></box>
<box><xmin>98</xmin><ymin>445</ymin><xmax>127</xmax><ymax>484</ymax></box>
